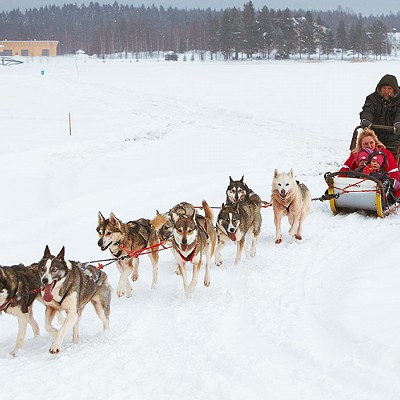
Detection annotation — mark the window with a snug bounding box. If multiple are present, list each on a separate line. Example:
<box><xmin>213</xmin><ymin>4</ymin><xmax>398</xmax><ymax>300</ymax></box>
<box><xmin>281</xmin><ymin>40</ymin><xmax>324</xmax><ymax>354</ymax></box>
<box><xmin>3</xmin><ymin>49</ymin><xmax>12</xmax><ymax>56</ymax></box>
<box><xmin>21</xmin><ymin>49</ymin><xmax>28</xmax><ymax>56</ymax></box>
<box><xmin>42</xmin><ymin>49</ymin><xmax>49</xmax><ymax>56</ymax></box>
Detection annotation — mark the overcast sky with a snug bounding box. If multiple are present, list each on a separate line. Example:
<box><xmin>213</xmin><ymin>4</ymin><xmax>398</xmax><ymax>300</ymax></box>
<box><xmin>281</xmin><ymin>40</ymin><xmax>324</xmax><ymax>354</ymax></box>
<box><xmin>1</xmin><ymin>0</ymin><xmax>399</xmax><ymax>16</ymax></box>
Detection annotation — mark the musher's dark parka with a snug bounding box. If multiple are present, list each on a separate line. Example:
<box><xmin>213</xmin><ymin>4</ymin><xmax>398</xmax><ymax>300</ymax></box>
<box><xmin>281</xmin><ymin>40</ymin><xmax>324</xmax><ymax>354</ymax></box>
<box><xmin>360</xmin><ymin>74</ymin><xmax>400</xmax><ymax>153</ymax></box>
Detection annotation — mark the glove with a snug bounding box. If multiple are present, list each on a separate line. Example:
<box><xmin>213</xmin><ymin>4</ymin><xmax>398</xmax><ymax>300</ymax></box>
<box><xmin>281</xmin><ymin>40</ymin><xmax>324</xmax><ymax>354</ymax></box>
<box><xmin>361</xmin><ymin>119</ymin><xmax>372</xmax><ymax>129</ymax></box>
<box><xmin>362</xmin><ymin>165</ymin><xmax>372</xmax><ymax>175</ymax></box>
<box><xmin>394</xmin><ymin>122</ymin><xmax>400</xmax><ymax>133</ymax></box>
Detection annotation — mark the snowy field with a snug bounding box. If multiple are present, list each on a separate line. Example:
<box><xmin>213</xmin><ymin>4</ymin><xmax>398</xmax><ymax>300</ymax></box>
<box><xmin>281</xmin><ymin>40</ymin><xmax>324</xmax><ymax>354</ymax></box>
<box><xmin>1</xmin><ymin>56</ymin><xmax>400</xmax><ymax>399</ymax></box>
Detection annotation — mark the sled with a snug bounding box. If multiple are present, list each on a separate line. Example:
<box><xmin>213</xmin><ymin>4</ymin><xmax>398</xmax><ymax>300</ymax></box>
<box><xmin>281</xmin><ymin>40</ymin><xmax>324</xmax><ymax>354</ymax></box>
<box><xmin>0</xmin><ymin>56</ymin><xmax>23</xmax><ymax>66</ymax></box>
<box><xmin>324</xmin><ymin>171</ymin><xmax>397</xmax><ymax>218</ymax></box>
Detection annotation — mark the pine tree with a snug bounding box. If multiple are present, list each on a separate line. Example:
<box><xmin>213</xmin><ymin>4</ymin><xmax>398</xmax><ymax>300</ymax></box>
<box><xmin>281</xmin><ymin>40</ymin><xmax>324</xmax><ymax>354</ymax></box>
<box><xmin>370</xmin><ymin>20</ymin><xmax>388</xmax><ymax>59</ymax></box>
<box><xmin>241</xmin><ymin>1</ymin><xmax>257</xmax><ymax>58</ymax></box>
<box><xmin>336</xmin><ymin>19</ymin><xmax>347</xmax><ymax>60</ymax></box>
<box><xmin>257</xmin><ymin>6</ymin><xmax>275</xmax><ymax>59</ymax></box>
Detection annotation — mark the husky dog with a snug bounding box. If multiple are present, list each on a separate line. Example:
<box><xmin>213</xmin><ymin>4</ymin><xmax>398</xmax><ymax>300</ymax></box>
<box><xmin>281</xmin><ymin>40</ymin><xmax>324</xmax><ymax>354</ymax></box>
<box><xmin>97</xmin><ymin>212</ymin><xmax>164</xmax><ymax>297</ymax></box>
<box><xmin>226</xmin><ymin>176</ymin><xmax>261</xmax><ymax>204</ymax></box>
<box><xmin>271</xmin><ymin>169</ymin><xmax>312</xmax><ymax>244</ymax></box>
<box><xmin>157</xmin><ymin>202</ymin><xmax>197</xmax><ymax>242</ymax></box>
<box><xmin>215</xmin><ymin>198</ymin><xmax>262</xmax><ymax>266</ymax></box>
<box><xmin>171</xmin><ymin>200</ymin><xmax>216</xmax><ymax>296</ymax></box>
<box><xmin>0</xmin><ymin>264</ymin><xmax>41</xmax><ymax>356</ymax></box>
<box><xmin>38</xmin><ymin>246</ymin><xmax>112</xmax><ymax>354</ymax></box>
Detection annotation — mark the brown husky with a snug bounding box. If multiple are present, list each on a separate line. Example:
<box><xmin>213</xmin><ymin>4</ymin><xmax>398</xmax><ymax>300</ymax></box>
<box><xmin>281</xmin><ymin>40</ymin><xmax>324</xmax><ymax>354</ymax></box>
<box><xmin>0</xmin><ymin>263</ymin><xmax>42</xmax><ymax>356</ymax></box>
<box><xmin>171</xmin><ymin>200</ymin><xmax>216</xmax><ymax>296</ymax></box>
<box><xmin>157</xmin><ymin>202</ymin><xmax>197</xmax><ymax>242</ymax></box>
<box><xmin>38</xmin><ymin>246</ymin><xmax>112</xmax><ymax>354</ymax></box>
<box><xmin>97</xmin><ymin>212</ymin><xmax>164</xmax><ymax>297</ymax></box>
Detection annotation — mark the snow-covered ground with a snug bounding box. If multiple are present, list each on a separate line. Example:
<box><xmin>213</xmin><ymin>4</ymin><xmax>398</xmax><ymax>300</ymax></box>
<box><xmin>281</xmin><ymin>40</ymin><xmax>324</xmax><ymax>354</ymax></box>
<box><xmin>1</xmin><ymin>56</ymin><xmax>400</xmax><ymax>399</ymax></box>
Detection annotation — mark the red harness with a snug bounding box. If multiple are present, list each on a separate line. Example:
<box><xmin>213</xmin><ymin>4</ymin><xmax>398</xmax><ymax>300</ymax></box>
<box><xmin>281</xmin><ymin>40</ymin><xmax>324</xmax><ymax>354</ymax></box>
<box><xmin>177</xmin><ymin>246</ymin><xmax>197</xmax><ymax>262</ymax></box>
<box><xmin>0</xmin><ymin>287</ymin><xmax>42</xmax><ymax>313</ymax></box>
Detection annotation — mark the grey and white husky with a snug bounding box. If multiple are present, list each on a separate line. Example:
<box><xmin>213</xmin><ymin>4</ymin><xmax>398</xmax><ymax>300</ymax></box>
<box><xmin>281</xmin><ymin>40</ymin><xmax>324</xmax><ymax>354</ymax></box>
<box><xmin>38</xmin><ymin>246</ymin><xmax>112</xmax><ymax>354</ymax></box>
<box><xmin>215</xmin><ymin>198</ymin><xmax>262</xmax><ymax>266</ymax></box>
<box><xmin>225</xmin><ymin>176</ymin><xmax>261</xmax><ymax>204</ymax></box>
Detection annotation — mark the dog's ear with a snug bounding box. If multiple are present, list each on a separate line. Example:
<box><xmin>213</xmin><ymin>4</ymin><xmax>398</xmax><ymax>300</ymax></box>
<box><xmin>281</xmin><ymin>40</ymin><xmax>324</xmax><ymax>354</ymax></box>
<box><xmin>274</xmin><ymin>169</ymin><xmax>279</xmax><ymax>178</ymax></box>
<box><xmin>56</xmin><ymin>246</ymin><xmax>65</xmax><ymax>260</ymax></box>
<box><xmin>109</xmin><ymin>212</ymin><xmax>122</xmax><ymax>229</ymax></box>
<box><xmin>240</xmin><ymin>176</ymin><xmax>244</xmax><ymax>183</ymax></box>
<box><xmin>221</xmin><ymin>202</ymin><xmax>225</xmax><ymax>209</ymax></box>
<box><xmin>171</xmin><ymin>212</ymin><xmax>180</xmax><ymax>223</ymax></box>
<box><xmin>229</xmin><ymin>176</ymin><xmax>233</xmax><ymax>183</ymax></box>
<box><xmin>98</xmin><ymin>211</ymin><xmax>105</xmax><ymax>224</ymax></box>
<box><xmin>289</xmin><ymin>168</ymin><xmax>294</xmax><ymax>177</ymax></box>
<box><xmin>43</xmin><ymin>245</ymin><xmax>52</xmax><ymax>260</ymax></box>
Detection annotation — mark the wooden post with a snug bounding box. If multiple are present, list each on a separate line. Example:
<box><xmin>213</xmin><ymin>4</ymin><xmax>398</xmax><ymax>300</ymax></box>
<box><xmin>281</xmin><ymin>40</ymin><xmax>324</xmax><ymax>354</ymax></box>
<box><xmin>68</xmin><ymin>113</ymin><xmax>72</xmax><ymax>136</ymax></box>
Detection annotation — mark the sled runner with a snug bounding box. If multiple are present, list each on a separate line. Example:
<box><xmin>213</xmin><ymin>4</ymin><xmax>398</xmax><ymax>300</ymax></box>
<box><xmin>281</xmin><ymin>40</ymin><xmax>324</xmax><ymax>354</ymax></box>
<box><xmin>324</xmin><ymin>171</ymin><xmax>397</xmax><ymax>218</ymax></box>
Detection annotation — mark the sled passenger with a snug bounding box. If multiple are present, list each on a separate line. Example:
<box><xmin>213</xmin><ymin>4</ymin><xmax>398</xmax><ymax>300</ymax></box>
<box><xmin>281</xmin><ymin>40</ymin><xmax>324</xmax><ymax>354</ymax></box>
<box><xmin>362</xmin><ymin>153</ymin><xmax>400</xmax><ymax>200</ymax></box>
<box><xmin>359</xmin><ymin>74</ymin><xmax>400</xmax><ymax>154</ymax></box>
<box><xmin>339</xmin><ymin>129</ymin><xmax>400</xmax><ymax>198</ymax></box>
<box><xmin>354</xmin><ymin>147</ymin><xmax>372</xmax><ymax>171</ymax></box>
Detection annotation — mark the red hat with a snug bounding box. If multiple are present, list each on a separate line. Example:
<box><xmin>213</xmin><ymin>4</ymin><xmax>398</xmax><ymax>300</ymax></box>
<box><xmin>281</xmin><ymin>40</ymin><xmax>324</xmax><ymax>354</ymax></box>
<box><xmin>356</xmin><ymin>149</ymin><xmax>370</xmax><ymax>163</ymax></box>
<box><xmin>371</xmin><ymin>154</ymin><xmax>385</xmax><ymax>165</ymax></box>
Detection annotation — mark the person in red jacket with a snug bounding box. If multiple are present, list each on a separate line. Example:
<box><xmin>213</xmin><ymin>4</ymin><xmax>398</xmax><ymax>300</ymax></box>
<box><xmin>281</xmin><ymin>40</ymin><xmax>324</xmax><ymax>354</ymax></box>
<box><xmin>339</xmin><ymin>129</ymin><xmax>400</xmax><ymax>198</ymax></box>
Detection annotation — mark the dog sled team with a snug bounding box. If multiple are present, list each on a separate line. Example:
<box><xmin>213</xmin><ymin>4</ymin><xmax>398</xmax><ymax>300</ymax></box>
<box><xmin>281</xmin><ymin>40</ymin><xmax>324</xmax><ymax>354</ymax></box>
<box><xmin>1</xmin><ymin>171</ymin><xmax>312</xmax><ymax>357</ymax></box>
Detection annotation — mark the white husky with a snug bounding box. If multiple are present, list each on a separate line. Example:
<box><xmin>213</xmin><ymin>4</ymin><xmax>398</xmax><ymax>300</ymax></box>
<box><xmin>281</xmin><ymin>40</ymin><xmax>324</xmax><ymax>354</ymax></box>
<box><xmin>271</xmin><ymin>169</ymin><xmax>312</xmax><ymax>244</ymax></box>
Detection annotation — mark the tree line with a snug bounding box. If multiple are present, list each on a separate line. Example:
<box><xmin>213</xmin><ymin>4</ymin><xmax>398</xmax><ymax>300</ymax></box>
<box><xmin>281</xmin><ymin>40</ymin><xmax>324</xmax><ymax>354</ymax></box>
<box><xmin>0</xmin><ymin>1</ymin><xmax>399</xmax><ymax>59</ymax></box>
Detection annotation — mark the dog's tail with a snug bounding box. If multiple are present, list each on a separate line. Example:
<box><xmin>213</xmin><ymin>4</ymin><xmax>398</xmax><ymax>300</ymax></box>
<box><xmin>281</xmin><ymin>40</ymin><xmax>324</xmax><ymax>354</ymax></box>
<box><xmin>151</xmin><ymin>210</ymin><xmax>168</xmax><ymax>231</ymax></box>
<box><xmin>202</xmin><ymin>200</ymin><xmax>214</xmax><ymax>223</ymax></box>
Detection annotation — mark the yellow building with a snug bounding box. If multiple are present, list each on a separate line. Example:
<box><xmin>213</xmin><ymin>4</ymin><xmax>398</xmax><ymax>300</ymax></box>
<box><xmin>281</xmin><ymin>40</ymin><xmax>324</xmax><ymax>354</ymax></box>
<box><xmin>0</xmin><ymin>40</ymin><xmax>58</xmax><ymax>57</ymax></box>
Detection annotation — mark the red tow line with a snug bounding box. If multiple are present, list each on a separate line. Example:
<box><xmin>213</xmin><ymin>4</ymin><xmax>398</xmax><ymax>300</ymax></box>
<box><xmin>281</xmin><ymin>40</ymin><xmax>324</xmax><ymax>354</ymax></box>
<box><xmin>118</xmin><ymin>241</ymin><xmax>172</xmax><ymax>259</ymax></box>
<box><xmin>194</xmin><ymin>200</ymin><xmax>273</xmax><ymax>209</ymax></box>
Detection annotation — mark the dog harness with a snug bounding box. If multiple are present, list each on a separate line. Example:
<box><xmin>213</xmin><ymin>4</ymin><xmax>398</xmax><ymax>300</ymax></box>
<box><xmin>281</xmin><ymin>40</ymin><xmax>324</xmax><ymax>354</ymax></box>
<box><xmin>81</xmin><ymin>264</ymin><xmax>102</xmax><ymax>284</ymax></box>
<box><xmin>0</xmin><ymin>287</ymin><xmax>43</xmax><ymax>313</ymax></box>
<box><xmin>177</xmin><ymin>246</ymin><xmax>197</xmax><ymax>262</ymax></box>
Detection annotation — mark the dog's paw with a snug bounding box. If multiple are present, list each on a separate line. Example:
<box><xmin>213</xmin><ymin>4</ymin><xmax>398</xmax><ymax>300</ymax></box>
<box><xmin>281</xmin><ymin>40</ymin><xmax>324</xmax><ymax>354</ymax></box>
<box><xmin>151</xmin><ymin>282</ymin><xmax>158</xmax><ymax>289</ymax></box>
<box><xmin>215</xmin><ymin>259</ymin><xmax>223</xmax><ymax>267</ymax></box>
<box><xmin>204</xmin><ymin>279</ymin><xmax>210</xmax><ymax>287</ymax></box>
<box><xmin>250</xmin><ymin>250</ymin><xmax>256</xmax><ymax>257</ymax></box>
<box><xmin>131</xmin><ymin>273</ymin><xmax>139</xmax><ymax>282</ymax></box>
<box><xmin>275</xmin><ymin>238</ymin><xmax>282</xmax><ymax>244</ymax></box>
<box><xmin>295</xmin><ymin>234</ymin><xmax>303</xmax><ymax>240</ymax></box>
<box><xmin>49</xmin><ymin>344</ymin><xmax>60</xmax><ymax>354</ymax></box>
